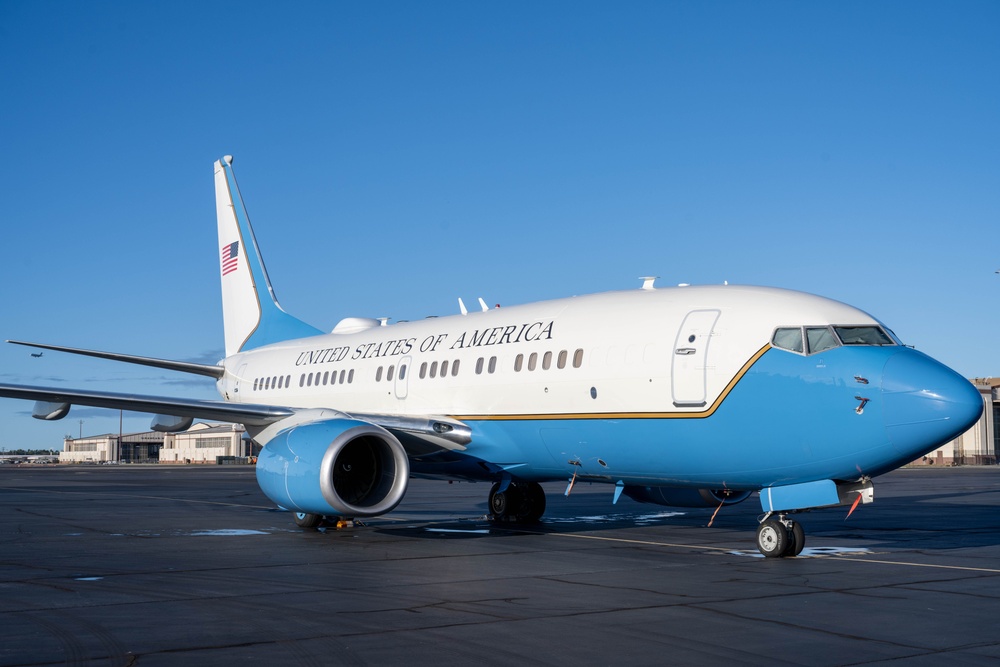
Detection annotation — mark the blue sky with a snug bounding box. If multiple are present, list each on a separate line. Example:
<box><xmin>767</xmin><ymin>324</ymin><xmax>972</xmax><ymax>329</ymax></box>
<box><xmin>1</xmin><ymin>1</ymin><xmax>998</xmax><ymax>449</ymax></box>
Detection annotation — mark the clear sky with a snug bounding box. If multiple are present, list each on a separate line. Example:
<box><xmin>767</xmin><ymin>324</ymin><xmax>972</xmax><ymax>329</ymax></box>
<box><xmin>1</xmin><ymin>1</ymin><xmax>998</xmax><ymax>449</ymax></box>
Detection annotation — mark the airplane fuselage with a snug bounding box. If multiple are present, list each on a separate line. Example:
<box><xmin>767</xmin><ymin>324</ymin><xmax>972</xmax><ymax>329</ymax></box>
<box><xmin>221</xmin><ymin>284</ymin><xmax>978</xmax><ymax>491</ymax></box>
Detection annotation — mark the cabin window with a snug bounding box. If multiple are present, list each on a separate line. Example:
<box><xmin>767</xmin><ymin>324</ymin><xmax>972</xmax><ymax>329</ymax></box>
<box><xmin>339</xmin><ymin>369</ymin><xmax>346</xmax><ymax>384</ymax></box>
<box><xmin>347</xmin><ymin>370</ymin><xmax>354</xmax><ymax>384</ymax></box>
<box><xmin>542</xmin><ymin>351</ymin><xmax>552</xmax><ymax>370</ymax></box>
<box><xmin>558</xmin><ymin>350</ymin><xmax>568</xmax><ymax>369</ymax></box>
<box><xmin>253</xmin><ymin>379</ymin><xmax>259</xmax><ymax>391</ymax></box>
<box><xmin>528</xmin><ymin>353</ymin><xmax>538</xmax><ymax>371</ymax></box>
<box><xmin>299</xmin><ymin>374</ymin><xmax>305</xmax><ymax>387</ymax></box>
<box><xmin>321</xmin><ymin>371</ymin><xmax>328</xmax><ymax>386</ymax></box>
<box><xmin>399</xmin><ymin>365</ymin><xmax>406</xmax><ymax>380</ymax></box>
<box><xmin>440</xmin><ymin>360</ymin><xmax>449</xmax><ymax>377</ymax></box>
<box><xmin>430</xmin><ymin>361</ymin><xmax>438</xmax><ymax>378</ymax></box>
<box><xmin>476</xmin><ymin>357</ymin><xmax>484</xmax><ymax>374</ymax></box>
<box><xmin>514</xmin><ymin>354</ymin><xmax>524</xmax><ymax>372</ymax></box>
<box><xmin>265</xmin><ymin>377</ymin><xmax>271</xmax><ymax>390</ymax></box>
<box><xmin>420</xmin><ymin>362</ymin><xmax>427</xmax><ymax>379</ymax></box>
<box><xmin>387</xmin><ymin>365</ymin><xmax>395</xmax><ymax>382</ymax></box>
<box><xmin>573</xmin><ymin>349</ymin><xmax>584</xmax><ymax>368</ymax></box>
<box><xmin>452</xmin><ymin>360</ymin><xmax>460</xmax><ymax>376</ymax></box>
<box><xmin>375</xmin><ymin>366</ymin><xmax>383</xmax><ymax>382</ymax></box>
<box><xmin>275</xmin><ymin>376</ymin><xmax>281</xmax><ymax>389</ymax></box>
<box><xmin>488</xmin><ymin>356</ymin><xmax>497</xmax><ymax>374</ymax></box>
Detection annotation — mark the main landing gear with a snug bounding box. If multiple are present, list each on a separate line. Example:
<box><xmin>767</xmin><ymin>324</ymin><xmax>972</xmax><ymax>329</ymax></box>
<box><xmin>756</xmin><ymin>514</ymin><xmax>805</xmax><ymax>558</ymax></box>
<box><xmin>488</xmin><ymin>480</ymin><xmax>546</xmax><ymax>523</ymax></box>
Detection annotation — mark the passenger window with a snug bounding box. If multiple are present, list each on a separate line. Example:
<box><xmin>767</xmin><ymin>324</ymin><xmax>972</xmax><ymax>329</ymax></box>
<box><xmin>375</xmin><ymin>366</ymin><xmax>383</xmax><ymax>382</ymax></box>
<box><xmin>347</xmin><ymin>370</ymin><xmax>354</xmax><ymax>384</ymax></box>
<box><xmin>558</xmin><ymin>350</ymin><xmax>567</xmax><ymax>369</ymax></box>
<box><xmin>528</xmin><ymin>353</ymin><xmax>538</xmax><ymax>371</ymax></box>
<box><xmin>399</xmin><ymin>365</ymin><xmax>407</xmax><ymax>380</ymax></box>
<box><xmin>430</xmin><ymin>361</ymin><xmax>438</xmax><ymax>378</ymax></box>
<box><xmin>440</xmin><ymin>360</ymin><xmax>449</xmax><ymax>377</ymax></box>
<box><xmin>488</xmin><ymin>356</ymin><xmax>497</xmax><ymax>373</ymax></box>
<box><xmin>420</xmin><ymin>362</ymin><xmax>427</xmax><ymax>379</ymax></box>
<box><xmin>514</xmin><ymin>354</ymin><xmax>523</xmax><ymax>372</ymax></box>
<box><xmin>387</xmin><ymin>365</ymin><xmax>395</xmax><ymax>382</ymax></box>
<box><xmin>322</xmin><ymin>371</ymin><xmax>329</xmax><ymax>386</ymax></box>
<box><xmin>772</xmin><ymin>328</ymin><xmax>804</xmax><ymax>353</ymax></box>
<box><xmin>806</xmin><ymin>327</ymin><xmax>840</xmax><ymax>354</ymax></box>
<box><xmin>452</xmin><ymin>360</ymin><xmax>460</xmax><ymax>376</ymax></box>
<box><xmin>476</xmin><ymin>357</ymin><xmax>484</xmax><ymax>374</ymax></box>
<box><xmin>573</xmin><ymin>349</ymin><xmax>584</xmax><ymax>368</ymax></box>
<box><xmin>543</xmin><ymin>351</ymin><xmax>552</xmax><ymax>370</ymax></box>
<box><xmin>339</xmin><ymin>369</ymin><xmax>346</xmax><ymax>384</ymax></box>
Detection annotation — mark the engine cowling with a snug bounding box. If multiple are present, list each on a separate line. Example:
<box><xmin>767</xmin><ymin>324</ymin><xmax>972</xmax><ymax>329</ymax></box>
<box><xmin>623</xmin><ymin>485</ymin><xmax>752</xmax><ymax>508</ymax></box>
<box><xmin>255</xmin><ymin>418</ymin><xmax>409</xmax><ymax>518</ymax></box>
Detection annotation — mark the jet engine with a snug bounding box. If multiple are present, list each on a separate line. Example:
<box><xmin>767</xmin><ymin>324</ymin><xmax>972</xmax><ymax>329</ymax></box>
<box><xmin>255</xmin><ymin>418</ymin><xmax>409</xmax><ymax>518</ymax></box>
<box><xmin>623</xmin><ymin>485</ymin><xmax>752</xmax><ymax>508</ymax></box>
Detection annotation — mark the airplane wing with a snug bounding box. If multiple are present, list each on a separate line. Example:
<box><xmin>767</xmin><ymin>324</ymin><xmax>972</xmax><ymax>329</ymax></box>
<box><xmin>0</xmin><ymin>382</ymin><xmax>470</xmax><ymax>450</ymax></box>
<box><xmin>0</xmin><ymin>382</ymin><xmax>292</xmax><ymax>426</ymax></box>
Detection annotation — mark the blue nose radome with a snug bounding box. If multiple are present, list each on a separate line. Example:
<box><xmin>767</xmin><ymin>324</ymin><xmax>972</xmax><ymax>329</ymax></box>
<box><xmin>882</xmin><ymin>349</ymin><xmax>983</xmax><ymax>458</ymax></box>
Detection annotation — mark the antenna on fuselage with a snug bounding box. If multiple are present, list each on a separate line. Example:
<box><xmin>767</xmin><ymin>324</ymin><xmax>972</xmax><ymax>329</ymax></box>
<box><xmin>640</xmin><ymin>276</ymin><xmax>659</xmax><ymax>290</ymax></box>
<box><xmin>458</xmin><ymin>298</ymin><xmax>468</xmax><ymax>315</ymax></box>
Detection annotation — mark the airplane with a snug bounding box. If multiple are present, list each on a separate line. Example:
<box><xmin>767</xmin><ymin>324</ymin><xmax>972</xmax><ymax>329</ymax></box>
<box><xmin>0</xmin><ymin>156</ymin><xmax>983</xmax><ymax>558</ymax></box>
<box><xmin>30</xmin><ymin>352</ymin><xmax>42</xmax><ymax>358</ymax></box>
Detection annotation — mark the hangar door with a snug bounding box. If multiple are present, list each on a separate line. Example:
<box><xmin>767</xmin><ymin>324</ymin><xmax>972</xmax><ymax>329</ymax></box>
<box><xmin>671</xmin><ymin>309</ymin><xmax>720</xmax><ymax>408</ymax></box>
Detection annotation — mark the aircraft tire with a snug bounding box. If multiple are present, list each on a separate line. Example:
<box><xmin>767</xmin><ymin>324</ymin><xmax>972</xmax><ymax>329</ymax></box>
<box><xmin>783</xmin><ymin>521</ymin><xmax>805</xmax><ymax>557</ymax></box>
<box><xmin>292</xmin><ymin>511</ymin><xmax>323</xmax><ymax>529</ymax></box>
<box><xmin>756</xmin><ymin>520</ymin><xmax>788</xmax><ymax>558</ymax></box>
<box><xmin>488</xmin><ymin>481</ymin><xmax>545</xmax><ymax>523</ymax></box>
<box><xmin>488</xmin><ymin>482</ymin><xmax>514</xmax><ymax>521</ymax></box>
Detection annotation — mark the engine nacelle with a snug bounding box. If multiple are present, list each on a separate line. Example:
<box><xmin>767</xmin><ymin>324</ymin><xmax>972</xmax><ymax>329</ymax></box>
<box><xmin>256</xmin><ymin>418</ymin><xmax>409</xmax><ymax>518</ymax></box>
<box><xmin>623</xmin><ymin>485</ymin><xmax>752</xmax><ymax>508</ymax></box>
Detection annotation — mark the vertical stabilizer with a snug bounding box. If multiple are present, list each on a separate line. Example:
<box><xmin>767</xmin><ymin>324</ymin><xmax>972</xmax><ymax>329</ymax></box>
<box><xmin>215</xmin><ymin>156</ymin><xmax>322</xmax><ymax>356</ymax></box>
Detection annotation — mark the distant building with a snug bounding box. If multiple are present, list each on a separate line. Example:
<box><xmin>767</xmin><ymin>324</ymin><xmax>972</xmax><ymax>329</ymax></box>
<box><xmin>60</xmin><ymin>431</ymin><xmax>164</xmax><ymax>464</ymax></box>
<box><xmin>912</xmin><ymin>378</ymin><xmax>1000</xmax><ymax>466</ymax></box>
<box><xmin>159</xmin><ymin>422</ymin><xmax>250</xmax><ymax>463</ymax></box>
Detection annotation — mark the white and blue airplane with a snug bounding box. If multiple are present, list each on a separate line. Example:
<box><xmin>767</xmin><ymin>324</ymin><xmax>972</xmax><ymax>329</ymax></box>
<box><xmin>0</xmin><ymin>156</ymin><xmax>983</xmax><ymax>557</ymax></box>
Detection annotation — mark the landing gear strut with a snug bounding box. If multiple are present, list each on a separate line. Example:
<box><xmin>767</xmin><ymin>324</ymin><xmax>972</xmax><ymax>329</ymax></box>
<box><xmin>488</xmin><ymin>480</ymin><xmax>546</xmax><ymax>523</ymax></box>
<box><xmin>756</xmin><ymin>514</ymin><xmax>805</xmax><ymax>558</ymax></box>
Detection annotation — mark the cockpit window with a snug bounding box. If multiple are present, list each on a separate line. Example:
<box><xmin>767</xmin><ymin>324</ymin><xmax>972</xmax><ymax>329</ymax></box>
<box><xmin>771</xmin><ymin>328</ymin><xmax>804</xmax><ymax>353</ymax></box>
<box><xmin>806</xmin><ymin>327</ymin><xmax>840</xmax><ymax>354</ymax></box>
<box><xmin>772</xmin><ymin>324</ymin><xmax>898</xmax><ymax>356</ymax></box>
<box><xmin>834</xmin><ymin>326</ymin><xmax>895</xmax><ymax>346</ymax></box>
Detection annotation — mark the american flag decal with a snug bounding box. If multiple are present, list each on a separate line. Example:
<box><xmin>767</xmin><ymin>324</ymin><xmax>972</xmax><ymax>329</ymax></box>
<box><xmin>221</xmin><ymin>241</ymin><xmax>240</xmax><ymax>276</ymax></box>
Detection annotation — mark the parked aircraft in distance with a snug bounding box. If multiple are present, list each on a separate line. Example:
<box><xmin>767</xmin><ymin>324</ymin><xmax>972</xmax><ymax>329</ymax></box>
<box><xmin>0</xmin><ymin>156</ymin><xmax>983</xmax><ymax>557</ymax></box>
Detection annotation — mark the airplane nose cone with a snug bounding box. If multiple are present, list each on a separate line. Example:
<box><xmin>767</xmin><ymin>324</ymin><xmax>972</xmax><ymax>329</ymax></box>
<box><xmin>882</xmin><ymin>350</ymin><xmax>983</xmax><ymax>457</ymax></box>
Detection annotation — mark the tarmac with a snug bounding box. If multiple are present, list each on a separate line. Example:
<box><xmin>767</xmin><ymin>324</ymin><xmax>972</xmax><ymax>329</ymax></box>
<box><xmin>2</xmin><ymin>464</ymin><xmax>1000</xmax><ymax>666</ymax></box>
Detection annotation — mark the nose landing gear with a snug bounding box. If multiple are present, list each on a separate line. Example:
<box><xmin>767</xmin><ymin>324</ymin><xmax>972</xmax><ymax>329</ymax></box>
<box><xmin>756</xmin><ymin>514</ymin><xmax>805</xmax><ymax>558</ymax></box>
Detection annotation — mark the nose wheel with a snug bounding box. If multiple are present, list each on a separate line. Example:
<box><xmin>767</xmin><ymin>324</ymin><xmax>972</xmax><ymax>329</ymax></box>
<box><xmin>756</xmin><ymin>515</ymin><xmax>805</xmax><ymax>558</ymax></box>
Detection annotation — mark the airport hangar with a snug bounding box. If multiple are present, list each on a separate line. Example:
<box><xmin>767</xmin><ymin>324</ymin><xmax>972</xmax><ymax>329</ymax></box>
<box><xmin>54</xmin><ymin>378</ymin><xmax>1000</xmax><ymax>466</ymax></box>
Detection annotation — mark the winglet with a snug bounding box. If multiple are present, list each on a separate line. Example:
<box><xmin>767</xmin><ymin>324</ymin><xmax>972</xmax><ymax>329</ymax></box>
<box><xmin>214</xmin><ymin>157</ymin><xmax>323</xmax><ymax>355</ymax></box>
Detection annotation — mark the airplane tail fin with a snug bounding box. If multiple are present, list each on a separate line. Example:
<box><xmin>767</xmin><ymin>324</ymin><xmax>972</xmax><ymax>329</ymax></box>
<box><xmin>214</xmin><ymin>156</ymin><xmax>323</xmax><ymax>356</ymax></box>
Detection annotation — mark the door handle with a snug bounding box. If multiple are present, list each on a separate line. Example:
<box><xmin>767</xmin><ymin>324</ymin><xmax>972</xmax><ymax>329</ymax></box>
<box><xmin>675</xmin><ymin>348</ymin><xmax>696</xmax><ymax>355</ymax></box>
